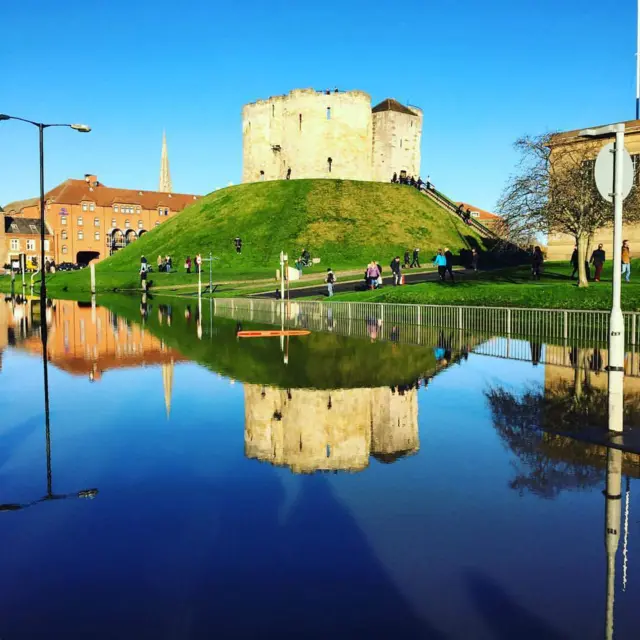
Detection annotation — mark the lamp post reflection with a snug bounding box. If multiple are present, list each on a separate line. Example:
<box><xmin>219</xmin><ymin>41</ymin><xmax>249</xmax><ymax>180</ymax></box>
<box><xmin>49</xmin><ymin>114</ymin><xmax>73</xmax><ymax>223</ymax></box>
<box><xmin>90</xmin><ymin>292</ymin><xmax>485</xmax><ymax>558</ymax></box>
<box><xmin>0</xmin><ymin>298</ymin><xmax>98</xmax><ymax>512</ymax></box>
<box><xmin>604</xmin><ymin>446</ymin><xmax>623</xmax><ymax>640</ymax></box>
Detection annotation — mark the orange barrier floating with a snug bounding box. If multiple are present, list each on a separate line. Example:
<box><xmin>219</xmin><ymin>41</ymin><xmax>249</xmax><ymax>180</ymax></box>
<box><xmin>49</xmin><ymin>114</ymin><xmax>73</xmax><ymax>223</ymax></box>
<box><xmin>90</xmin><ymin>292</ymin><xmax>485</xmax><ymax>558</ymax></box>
<box><xmin>237</xmin><ymin>330</ymin><xmax>311</xmax><ymax>338</ymax></box>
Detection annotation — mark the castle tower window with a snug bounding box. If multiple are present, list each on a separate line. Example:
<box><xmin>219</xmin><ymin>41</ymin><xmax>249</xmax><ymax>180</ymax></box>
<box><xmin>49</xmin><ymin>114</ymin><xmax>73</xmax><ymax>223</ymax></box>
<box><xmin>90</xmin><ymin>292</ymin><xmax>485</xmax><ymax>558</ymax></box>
<box><xmin>272</xmin><ymin>104</ymin><xmax>275</xmax><ymax>117</ymax></box>
<box><xmin>326</xmin><ymin>107</ymin><xmax>331</xmax><ymax>120</ymax></box>
<box><xmin>299</xmin><ymin>113</ymin><xmax>302</xmax><ymax>131</ymax></box>
<box><xmin>327</xmin><ymin>157</ymin><xmax>333</xmax><ymax>173</ymax></box>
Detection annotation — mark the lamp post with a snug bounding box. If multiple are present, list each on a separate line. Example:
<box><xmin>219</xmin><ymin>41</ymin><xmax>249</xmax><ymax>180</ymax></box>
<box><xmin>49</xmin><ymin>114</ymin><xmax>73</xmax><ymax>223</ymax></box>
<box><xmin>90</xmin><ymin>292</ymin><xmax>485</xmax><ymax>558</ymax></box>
<box><xmin>580</xmin><ymin>124</ymin><xmax>631</xmax><ymax>433</ymax></box>
<box><xmin>0</xmin><ymin>115</ymin><xmax>90</xmax><ymax>303</ymax></box>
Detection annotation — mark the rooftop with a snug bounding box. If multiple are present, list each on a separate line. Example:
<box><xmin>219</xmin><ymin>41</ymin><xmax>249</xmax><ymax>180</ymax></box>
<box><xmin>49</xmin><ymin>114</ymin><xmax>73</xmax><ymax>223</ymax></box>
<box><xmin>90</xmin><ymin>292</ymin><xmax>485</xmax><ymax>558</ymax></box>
<box><xmin>456</xmin><ymin>202</ymin><xmax>500</xmax><ymax>221</ymax></box>
<box><xmin>372</xmin><ymin>98</ymin><xmax>418</xmax><ymax>116</ymax></box>
<box><xmin>4</xmin><ymin>216</ymin><xmax>51</xmax><ymax>236</ymax></box>
<box><xmin>550</xmin><ymin>119</ymin><xmax>640</xmax><ymax>146</ymax></box>
<box><xmin>43</xmin><ymin>178</ymin><xmax>201</xmax><ymax>210</ymax></box>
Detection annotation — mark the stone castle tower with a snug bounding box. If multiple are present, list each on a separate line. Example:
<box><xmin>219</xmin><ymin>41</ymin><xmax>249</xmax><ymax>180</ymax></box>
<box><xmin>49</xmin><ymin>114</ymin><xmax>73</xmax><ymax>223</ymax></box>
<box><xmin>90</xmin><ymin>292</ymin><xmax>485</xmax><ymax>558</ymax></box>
<box><xmin>242</xmin><ymin>89</ymin><xmax>422</xmax><ymax>184</ymax></box>
<box><xmin>243</xmin><ymin>385</ymin><xmax>419</xmax><ymax>474</ymax></box>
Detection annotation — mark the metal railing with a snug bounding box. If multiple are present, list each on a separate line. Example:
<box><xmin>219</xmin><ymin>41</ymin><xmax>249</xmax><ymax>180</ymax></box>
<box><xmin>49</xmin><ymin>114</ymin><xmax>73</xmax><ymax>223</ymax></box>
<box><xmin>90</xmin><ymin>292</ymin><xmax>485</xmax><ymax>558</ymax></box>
<box><xmin>207</xmin><ymin>298</ymin><xmax>640</xmax><ymax>377</ymax></box>
<box><xmin>211</xmin><ymin>298</ymin><xmax>638</xmax><ymax>342</ymax></box>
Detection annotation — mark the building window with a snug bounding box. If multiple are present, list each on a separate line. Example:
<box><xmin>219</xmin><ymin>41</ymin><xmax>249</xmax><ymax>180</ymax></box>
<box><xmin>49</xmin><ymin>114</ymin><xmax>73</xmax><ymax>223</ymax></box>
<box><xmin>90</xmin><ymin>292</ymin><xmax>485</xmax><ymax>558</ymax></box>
<box><xmin>10</xmin><ymin>239</ymin><xmax>19</xmax><ymax>251</ymax></box>
<box><xmin>471</xmin><ymin>211</ymin><xmax>480</xmax><ymax>218</ymax></box>
<box><xmin>94</xmin><ymin>231</ymin><xmax>100</xmax><ymax>241</ymax></box>
<box><xmin>111</xmin><ymin>218</ymin><xmax>116</xmax><ymax>228</ymax></box>
<box><xmin>11</xmin><ymin>223</ymin><xmax>18</xmax><ymax>231</ymax></box>
<box><xmin>165</xmin><ymin>208</ymin><xmax>169</xmax><ymax>216</ymax></box>
<box><xmin>155</xmin><ymin>221</ymin><xmax>160</xmax><ymax>227</ymax></box>
<box><xmin>78</xmin><ymin>230</ymin><xmax>84</xmax><ymax>240</ymax></box>
<box><xmin>272</xmin><ymin>104</ymin><xmax>275</xmax><ymax>117</ymax></box>
<box><xmin>61</xmin><ymin>230</ymin><xmax>68</xmax><ymax>240</ymax></box>
<box><xmin>82</xmin><ymin>203</ymin><xmax>88</xmax><ymax>211</ymax></box>
<box><xmin>138</xmin><ymin>220</ymin><xmax>144</xmax><ymax>229</ymax></box>
<box><xmin>299</xmin><ymin>113</ymin><xmax>302</xmax><ymax>131</ymax></box>
<box><xmin>26</xmin><ymin>239</ymin><xmax>36</xmax><ymax>251</ymax></box>
<box><xmin>125</xmin><ymin>219</ymin><xmax>130</xmax><ymax>228</ymax></box>
<box><xmin>327</xmin><ymin>107</ymin><xmax>331</xmax><ymax>120</ymax></box>
<box><xmin>94</xmin><ymin>217</ymin><xmax>100</xmax><ymax>227</ymax></box>
<box><xmin>77</xmin><ymin>216</ymin><xmax>84</xmax><ymax>226</ymax></box>
<box><xmin>62</xmin><ymin>245</ymin><xmax>68</xmax><ymax>255</ymax></box>
<box><xmin>44</xmin><ymin>240</ymin><xmax>50</xmax><ymax>251</ymax></box>
<box><xmin>61</xmin><ymin>216</ymin><xmax>67</xmax><ymax>225</ymax></box>
<box><xmin>90</xmin><ymin>203</ymin><xmax>95</xmax><ymax>211</ymax></box>
<box><xmin>29</xmin><ymin>224</ymin><xmax>38</xmax><ymax>233</ymax></box>
<box><xmin>114</xmin><ymin>205</ymin><xmax>119</xmax><ymax>213</ymax></box>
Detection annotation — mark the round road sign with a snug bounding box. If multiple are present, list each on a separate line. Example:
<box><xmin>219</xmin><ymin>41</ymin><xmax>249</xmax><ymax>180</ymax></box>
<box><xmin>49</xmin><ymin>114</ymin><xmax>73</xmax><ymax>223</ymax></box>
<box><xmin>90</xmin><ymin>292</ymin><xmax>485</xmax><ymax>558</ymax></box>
<box><xmin>594</xmin><ymin>142</ymin><xmax>633</xmax><ymax>203</ymax></box>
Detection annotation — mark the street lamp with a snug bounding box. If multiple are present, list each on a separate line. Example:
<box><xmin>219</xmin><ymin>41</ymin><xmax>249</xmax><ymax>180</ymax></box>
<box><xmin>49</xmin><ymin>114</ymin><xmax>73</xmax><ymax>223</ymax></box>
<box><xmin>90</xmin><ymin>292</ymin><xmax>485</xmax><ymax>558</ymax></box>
<box><xmin>0</xmin><ymin>114</ymin><xmax>91</xmax><ymax>305</ymax></box>
<box><xmin>580</xmin><ymin>123</ymin><xmax>630</xmax><ymax>433</ymax></box>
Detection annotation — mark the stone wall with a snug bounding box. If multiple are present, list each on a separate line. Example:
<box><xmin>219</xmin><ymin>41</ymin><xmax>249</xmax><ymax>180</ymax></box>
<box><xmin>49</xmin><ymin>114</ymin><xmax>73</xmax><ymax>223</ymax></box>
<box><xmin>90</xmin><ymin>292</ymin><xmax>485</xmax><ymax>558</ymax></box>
<box><xmin>372</xmin><ymin>107</ymin><xmax>423</xmax><ymax>183</ymax></box>
<box><xmin>242</xmin><ymin>89</ymin><xmax>373</xmax><ymax>183</ymax></box>
<box><xmin>244</xmin><ymin>385</ymin><xmax>419</xmax><ymax>473</ymax></box>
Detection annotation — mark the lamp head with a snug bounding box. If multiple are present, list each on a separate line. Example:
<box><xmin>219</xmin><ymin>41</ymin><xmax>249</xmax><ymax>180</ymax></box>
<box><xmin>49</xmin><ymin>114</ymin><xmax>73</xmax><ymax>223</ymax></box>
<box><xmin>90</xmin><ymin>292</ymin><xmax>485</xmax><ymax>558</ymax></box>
<box><xmin>70</xmin><ymin>124</ymin><xmax>91</xmax><ymax>133</ymax></box>
<box><xmin>0</xmin><ymin>114</ymin><xmax>10</xmax><ymax>121</ymax></box>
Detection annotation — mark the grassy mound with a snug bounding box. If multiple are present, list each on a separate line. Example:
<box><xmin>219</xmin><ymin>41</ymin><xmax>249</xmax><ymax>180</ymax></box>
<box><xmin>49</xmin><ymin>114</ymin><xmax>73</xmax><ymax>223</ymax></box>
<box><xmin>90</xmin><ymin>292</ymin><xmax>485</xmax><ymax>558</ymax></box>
<box><xmin>99</xmin><ymin>179</ymin><xmax>489</xmax><ymax>275</ymax></box>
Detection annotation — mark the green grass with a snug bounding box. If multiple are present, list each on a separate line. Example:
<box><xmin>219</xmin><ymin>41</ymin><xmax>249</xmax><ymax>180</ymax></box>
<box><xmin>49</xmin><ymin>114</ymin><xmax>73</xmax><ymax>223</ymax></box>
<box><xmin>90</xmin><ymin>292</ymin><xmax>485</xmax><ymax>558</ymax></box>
<box><xmin>1</xmin><ymin>179</ymin><xmax>490</xmax><ymax>295</ymax></box>
<box><xmin>328</xmin><ymin>260</ymin><xmax>640</xmax><ymax>311</ymax></box>
<box><xmin>98</xmin><ymin>179</ymin><xmax>488</xmax><ymax>274</ymax></box>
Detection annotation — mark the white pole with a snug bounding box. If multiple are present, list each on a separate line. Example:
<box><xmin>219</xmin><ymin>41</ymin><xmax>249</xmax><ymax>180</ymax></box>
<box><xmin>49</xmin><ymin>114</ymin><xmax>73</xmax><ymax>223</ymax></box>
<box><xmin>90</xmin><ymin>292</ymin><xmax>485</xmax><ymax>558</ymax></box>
<box><xmin>90</xmin><ymin>262</ymin><xmax>96</xmax><ymax>295</ymax></box>
<box><xmin>198</xmin><ymin>262</ymin><xmax>202</xmax><ymax>299</ymax></box>
<box><xmin>609</xmin><ymin>125</ymin><xmax>626</xmax><ymax>433</ymax></box>
<box><xmin>280</xmin><ymin>251</ymin><xmax>285</xmax><ymax>300</ymax></box>
<box><xmin>604</xmin><ymin>447</ymin><xmax>623</xmax><ymax>640</ymax></box>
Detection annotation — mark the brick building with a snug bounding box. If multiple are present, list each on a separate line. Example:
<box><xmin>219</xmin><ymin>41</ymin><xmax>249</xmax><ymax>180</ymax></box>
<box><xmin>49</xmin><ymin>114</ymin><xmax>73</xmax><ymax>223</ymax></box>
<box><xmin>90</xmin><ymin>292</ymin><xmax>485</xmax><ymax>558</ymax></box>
<box><xmin>0</xmin><ymin>209</ymin><xmax>52</xmax><ymax>270</ymax></box>
<box><xmin>2</xmin><ymin>174</ymin><xmax>201</xmax><ymax>266</ymax></box>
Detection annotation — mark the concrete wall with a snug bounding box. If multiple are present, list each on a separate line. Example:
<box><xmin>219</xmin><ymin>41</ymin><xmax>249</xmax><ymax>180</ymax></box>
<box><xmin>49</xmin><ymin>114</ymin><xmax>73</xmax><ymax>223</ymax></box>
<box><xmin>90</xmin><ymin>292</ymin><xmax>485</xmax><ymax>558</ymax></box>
<box><xmin>371</xmin><ymin>107</ymin><xmax>423</xmax><ymax>182</ymax></box>
<box><xmin>244</xmin><ymin>385</ymin><xmax>418</xmax><ymax>473</ymax></box>
<box><xmin>242</xmin><ymin>89</ymin><xmax>373</xmax><ymax>183</ymax></box>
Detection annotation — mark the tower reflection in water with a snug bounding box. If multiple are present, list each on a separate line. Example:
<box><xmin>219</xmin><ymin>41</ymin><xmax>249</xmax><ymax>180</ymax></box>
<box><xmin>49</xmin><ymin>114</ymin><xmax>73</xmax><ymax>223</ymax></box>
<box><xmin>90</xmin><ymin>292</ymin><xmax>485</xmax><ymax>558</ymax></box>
<box><xmin>244</xmin><ymin>385</ymin><xmax>419</xmax><ymax>474</ymax></box>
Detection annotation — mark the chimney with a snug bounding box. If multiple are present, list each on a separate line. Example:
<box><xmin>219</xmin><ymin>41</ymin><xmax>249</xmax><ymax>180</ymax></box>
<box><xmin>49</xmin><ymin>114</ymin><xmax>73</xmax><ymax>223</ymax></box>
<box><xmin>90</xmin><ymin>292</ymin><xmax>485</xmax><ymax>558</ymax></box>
<box><xmin>84</xmin><ymin>174</ymin><xmax>99</xmax><ymax>187</ymax></box>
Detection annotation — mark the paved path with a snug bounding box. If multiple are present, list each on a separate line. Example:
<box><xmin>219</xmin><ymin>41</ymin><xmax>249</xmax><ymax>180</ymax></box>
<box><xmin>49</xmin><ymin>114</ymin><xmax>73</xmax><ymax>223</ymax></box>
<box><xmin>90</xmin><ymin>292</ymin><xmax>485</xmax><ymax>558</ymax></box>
<box><xmin>253</xmin><ymin>267</ymin><xmax>476</xmax><ymax>299</ymax></box>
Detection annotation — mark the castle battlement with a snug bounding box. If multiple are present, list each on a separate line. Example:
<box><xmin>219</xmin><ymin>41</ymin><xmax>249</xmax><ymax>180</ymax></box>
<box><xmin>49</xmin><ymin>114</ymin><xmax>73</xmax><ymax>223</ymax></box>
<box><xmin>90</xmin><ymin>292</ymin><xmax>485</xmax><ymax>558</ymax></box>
<box><xmin>242</xmin><ymin>88</ymin><xmax>422</xmax><ymax>183</ymax></box>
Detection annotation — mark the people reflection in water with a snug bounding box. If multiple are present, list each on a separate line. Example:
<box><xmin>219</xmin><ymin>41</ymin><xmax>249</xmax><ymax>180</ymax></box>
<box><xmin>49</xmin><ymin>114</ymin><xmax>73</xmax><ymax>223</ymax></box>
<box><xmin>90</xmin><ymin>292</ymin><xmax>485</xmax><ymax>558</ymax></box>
<box><xmin>366</xmin><ymin>316</ymin><xmax>379</xmax><ymax>341</ymax></box>
<box><xmin>530</xmin><ymin>341</ymin><xmax>542</xmax><ymax>366</ymax></box>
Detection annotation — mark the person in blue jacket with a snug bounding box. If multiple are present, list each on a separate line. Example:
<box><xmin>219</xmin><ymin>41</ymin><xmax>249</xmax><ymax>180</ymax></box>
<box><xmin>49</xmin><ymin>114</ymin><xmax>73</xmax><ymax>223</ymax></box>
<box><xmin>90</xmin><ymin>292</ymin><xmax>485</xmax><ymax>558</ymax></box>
<box><xmin>433</xmin><ymin>249</ymin><xmax>447</xmax><ymax>281</ymax></box>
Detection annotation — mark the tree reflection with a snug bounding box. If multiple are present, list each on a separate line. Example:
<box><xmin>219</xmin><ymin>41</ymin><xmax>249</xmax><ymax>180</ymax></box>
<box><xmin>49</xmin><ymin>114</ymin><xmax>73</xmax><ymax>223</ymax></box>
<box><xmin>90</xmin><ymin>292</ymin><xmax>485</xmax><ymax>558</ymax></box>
<box><xmin>486</xmin><ymin>351</ymin><xmax>640</xmax><ymax>498</ymax></box>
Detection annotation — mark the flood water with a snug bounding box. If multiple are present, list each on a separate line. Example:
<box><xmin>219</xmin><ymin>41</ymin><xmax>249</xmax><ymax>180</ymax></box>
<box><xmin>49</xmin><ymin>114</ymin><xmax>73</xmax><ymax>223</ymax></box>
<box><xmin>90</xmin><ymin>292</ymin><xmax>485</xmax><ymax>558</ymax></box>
<box><xmin>1</xmin><ymin>294</ymin><xmax>639</xmax><ymax>639</ymax></box>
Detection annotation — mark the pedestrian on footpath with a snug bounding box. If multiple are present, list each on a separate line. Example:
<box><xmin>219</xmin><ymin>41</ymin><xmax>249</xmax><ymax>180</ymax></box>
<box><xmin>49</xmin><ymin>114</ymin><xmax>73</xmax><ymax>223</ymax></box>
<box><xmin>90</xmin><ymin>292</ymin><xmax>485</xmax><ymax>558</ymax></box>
<box><xmin>325</xmin><ymin>268</ymin><xmax>335</xmax><ymax>297</ymax></box>
<box><xmin>434</xmin><ymin>249</ymin><xmax>447</xmax><ymax>281</ymax></box>
<box><xmin>471</xmin><ymin>249</ymin><xmax>479</xmax><ymax>273</ymax></box>
<box><xmin>366</xmin><ymin>261</ymin><xmax>380</xmax><ymax>290</ymax></box>
<box><xmin>390</xmin><ymin>256</ymin><xmax>402</xmax><ymax>286</ymax></box>
<box><xmin>444</xmin><ymin>247</ymin><xmax>455</xmax><ymax>282</ymax></box>
<box><xmin>570</xmin><ymin>246</ymin><xmax>579</xmax><ymax>279</ymax></box>
<box><xmin>531</xmin><ymin>246</ymin><xmax>544</xmax><ymax>281</ymax></box>
<box><xmin>403</xmin><ymin>249</ymin><xmax>411</xmax><ymax>268</ymax></box>
<box><xmin>185</xmin><ymin>256</ymin><xmax>192</xmax><ymax>274</ymax></box>
<box><xmin>411</xmin><ymin>247</ymin><xmax>421</xmax><ymax>268</ymax></box>
<box><xmin>589</xmin><ymin>243</ymin><xmax>606</xmax><ymax>282</ymax></box>
<box><xmin>622</xmin><ymin>240</ymin><xmax>632</xmax><ymax>282</ymax></box>
<box><xmin>157</xmin><ymin>255</ymin><xmax>163</xmax><ymax>272</ymax></box>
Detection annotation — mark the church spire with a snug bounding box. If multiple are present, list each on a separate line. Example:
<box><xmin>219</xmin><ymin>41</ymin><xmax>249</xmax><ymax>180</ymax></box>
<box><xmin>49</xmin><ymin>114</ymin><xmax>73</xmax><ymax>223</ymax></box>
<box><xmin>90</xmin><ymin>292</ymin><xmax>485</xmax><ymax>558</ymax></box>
<box><xmin>159</xmin><ymin>130</ymin><xmax>172</xmax><ymax>193</ymax></box>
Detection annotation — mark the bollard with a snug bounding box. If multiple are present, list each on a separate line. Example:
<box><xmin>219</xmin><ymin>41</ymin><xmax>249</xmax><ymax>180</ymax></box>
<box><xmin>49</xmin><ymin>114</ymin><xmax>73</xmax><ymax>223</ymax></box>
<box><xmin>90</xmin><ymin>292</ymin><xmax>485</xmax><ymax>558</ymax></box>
<box><xmin>90</xmin><ymin>263</ymin><xmax>96</xmax><ymax>295</ymax></box>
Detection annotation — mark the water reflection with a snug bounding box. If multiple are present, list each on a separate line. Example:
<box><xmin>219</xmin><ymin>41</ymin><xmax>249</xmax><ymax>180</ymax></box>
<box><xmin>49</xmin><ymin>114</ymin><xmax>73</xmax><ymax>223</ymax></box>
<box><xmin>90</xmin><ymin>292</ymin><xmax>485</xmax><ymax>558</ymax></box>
<box><xmin>245</xmin><ymin>385</ymin><xmax>419</xmax><ymax>473</ymax></box>
<box><xmin>3</xmin><ymin>294</ymin><xmax>640</xmax><ymax>638</ymax></box>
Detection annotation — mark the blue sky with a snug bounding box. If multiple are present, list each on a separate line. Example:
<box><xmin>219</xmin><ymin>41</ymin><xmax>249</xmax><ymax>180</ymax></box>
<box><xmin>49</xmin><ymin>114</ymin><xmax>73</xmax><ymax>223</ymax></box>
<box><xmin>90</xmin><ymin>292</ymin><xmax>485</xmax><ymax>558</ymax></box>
<box><xmin>1</xmin><ymin>0</ymin><xmax>638</xmax><ymax>211</ymax></box>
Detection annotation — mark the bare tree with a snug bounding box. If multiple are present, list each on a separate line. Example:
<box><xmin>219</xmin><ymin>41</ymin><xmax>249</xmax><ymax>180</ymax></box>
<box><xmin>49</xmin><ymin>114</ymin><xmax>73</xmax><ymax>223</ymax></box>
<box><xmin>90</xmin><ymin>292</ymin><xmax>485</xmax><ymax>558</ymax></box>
<box><xmin>497</xmin><ymin>133</ymin><xmax>640</xmax><ymax>287</ymax></box>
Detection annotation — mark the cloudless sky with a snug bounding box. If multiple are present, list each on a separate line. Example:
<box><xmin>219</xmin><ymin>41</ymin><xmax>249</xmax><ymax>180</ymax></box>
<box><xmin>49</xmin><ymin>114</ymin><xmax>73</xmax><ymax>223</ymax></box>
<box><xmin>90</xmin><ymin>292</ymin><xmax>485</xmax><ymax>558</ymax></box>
<box><xmin>1</xmin><ymin>0</ymin><xmax>638</xmax><ymax>211</ymax></box>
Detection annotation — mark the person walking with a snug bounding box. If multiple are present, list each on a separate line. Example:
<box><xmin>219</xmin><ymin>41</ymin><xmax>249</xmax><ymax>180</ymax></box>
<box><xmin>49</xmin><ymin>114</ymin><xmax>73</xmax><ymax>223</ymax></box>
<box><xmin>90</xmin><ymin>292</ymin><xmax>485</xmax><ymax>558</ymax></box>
<box><xmin>325</xmin><ymin>268</ymin><xmax>335</xmax><ymax>297</ymax></box>
<box><xmin>433</xmin><ymin>249</ymin><xmax>447</xmax><ymax>281</ymax></box>
<box><xmin>286</xmin><ymin>167</ymin><xmax>292</xmax><ymax>180</ymax></box>
<box><xmin>403</xmin><ymin>249</ymin><xmax>411</xmax><ymax>268</ymax></box>
<box><xmin>140</xmin><ymin>256</ymin><xmax>148</xmax><ymax>291</ymax></box>
<box><xmin>589</xmin><ymin>243</ymin><xmax>606</xmax><ymax>282</ymax></box>
<box><xmin>411</xmin><ymin>247</ymin><xmax>421</xmax><ymax>268</ymax></box>
<box><xmin>157</xmin><ymin>255</ymin><xmax>163</xmax><ymax>272</ymax></box>
<box><xmin>166</xmin><ymin>255</ymin><xmax>172</xmax><ymax>272</ymax></box>
<box><xmin>532</xmin><ymin>246</ymin><xmax>544</xmax><ymax>281</ymax></box>
<box><xmin>570</xmin><ymin>246</ymin><xmax>579</xmax><ymax>279</ymax></box>
<box><xmin>471</xmin><ymin>249</ymin><xmax>479</xmax><ymax>273</ymax></box>
<box><xmin>366</xmin><ymin>261</ymin><xmax>380</xmax><ymax>290</ymax></box>
<box><xmin>234</xmin><ymin>237</ymin><xmax>242</xmax><ymax>254</ymax></box>
<box><xmin>444</xmin><ymin>247</ymin><xmax>455</xmax><ymax>282</ymax></box>
<box><xmin>622</xmin><ymin>240</ymin><xmax>631</xmax><ymax>282</ymax></box>
<box><xmin>185</xmin><ymin>256</ymin><xmax>192</xmax><ymax>274</ymax></box>
<box><xmin>390</xmin><ymin>256</ymin><xmax>402</xmax><ymax>286</ymax></box>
